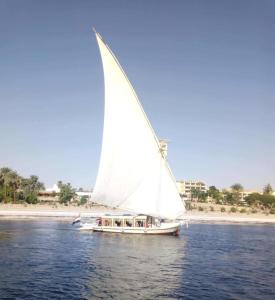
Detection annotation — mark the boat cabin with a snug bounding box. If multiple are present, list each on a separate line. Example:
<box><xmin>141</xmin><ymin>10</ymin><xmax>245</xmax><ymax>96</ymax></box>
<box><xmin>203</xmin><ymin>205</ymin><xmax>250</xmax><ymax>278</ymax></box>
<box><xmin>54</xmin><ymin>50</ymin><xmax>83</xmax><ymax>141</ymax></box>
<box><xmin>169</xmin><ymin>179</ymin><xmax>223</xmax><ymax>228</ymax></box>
<box><xmin>98</xmin><ymin>215</ymin><xmax>157</xmax><ymax>228</ymax></box>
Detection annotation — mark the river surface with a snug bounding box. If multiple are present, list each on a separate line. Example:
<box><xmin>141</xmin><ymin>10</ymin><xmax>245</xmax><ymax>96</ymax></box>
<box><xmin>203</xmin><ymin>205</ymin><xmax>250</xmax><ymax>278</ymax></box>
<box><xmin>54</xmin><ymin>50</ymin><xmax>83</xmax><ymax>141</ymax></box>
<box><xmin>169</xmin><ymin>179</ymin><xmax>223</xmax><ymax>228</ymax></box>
<box><xmin>0</xmin><ymin>220</ymin><xmax>274</xmax><ymax>299</ymax></box>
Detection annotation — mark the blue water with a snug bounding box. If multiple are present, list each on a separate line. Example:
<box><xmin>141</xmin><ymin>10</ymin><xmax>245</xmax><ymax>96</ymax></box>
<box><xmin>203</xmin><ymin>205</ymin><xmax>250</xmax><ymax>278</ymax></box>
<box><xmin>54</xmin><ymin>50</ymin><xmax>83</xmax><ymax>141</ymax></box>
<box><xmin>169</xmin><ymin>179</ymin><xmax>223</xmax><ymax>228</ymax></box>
<box><xmin>0</xmin><ymin>220</ymin><xmax>274</xmax><ymax>299</ymax></box>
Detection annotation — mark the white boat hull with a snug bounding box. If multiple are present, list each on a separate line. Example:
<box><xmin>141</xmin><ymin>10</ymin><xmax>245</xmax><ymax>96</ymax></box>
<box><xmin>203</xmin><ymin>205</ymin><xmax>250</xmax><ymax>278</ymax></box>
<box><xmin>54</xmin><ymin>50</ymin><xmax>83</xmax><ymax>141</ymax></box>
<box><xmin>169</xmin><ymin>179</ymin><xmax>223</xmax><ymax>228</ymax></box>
<box><xmin>79</xmin><ymin>222</ymin><xmax>181</xmax><ymax>235</ymax></box>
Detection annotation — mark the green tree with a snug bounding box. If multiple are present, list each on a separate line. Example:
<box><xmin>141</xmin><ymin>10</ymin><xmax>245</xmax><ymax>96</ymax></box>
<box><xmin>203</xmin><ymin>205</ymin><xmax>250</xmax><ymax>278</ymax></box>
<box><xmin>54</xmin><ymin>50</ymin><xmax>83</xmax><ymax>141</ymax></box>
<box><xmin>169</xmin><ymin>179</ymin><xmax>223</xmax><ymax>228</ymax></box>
<box><xmin>58</xmin><ymin>181</ymin><xmax>76</xmax><ymax>204</ymax></box>
<box><xmin>245</xmin><ymin>193</ymin><xmax>261</xmax><ymax>207</ymax></box>
<box><xmin>245</xmin><ymin>193</ymin><xmax>275</xmax><ymax>210</ymax></box>
<box><xmin>2</xmin><ymin>170</ymin><xmax>20</xmax><ymax>203</ymax></box>
<box><xmin>263</xmin><ymin>184</ymin><xmax>273</xmax><ymax>195</ymax></box>
<box><xmin>260</xmin><ymin>194</ymin><xmax>275</xmax><ymax>210</ymax></box>
<box><xmin>0</xmin><ymin>167</ymin><xmax>45</xmax><ymax>204</ymax></box>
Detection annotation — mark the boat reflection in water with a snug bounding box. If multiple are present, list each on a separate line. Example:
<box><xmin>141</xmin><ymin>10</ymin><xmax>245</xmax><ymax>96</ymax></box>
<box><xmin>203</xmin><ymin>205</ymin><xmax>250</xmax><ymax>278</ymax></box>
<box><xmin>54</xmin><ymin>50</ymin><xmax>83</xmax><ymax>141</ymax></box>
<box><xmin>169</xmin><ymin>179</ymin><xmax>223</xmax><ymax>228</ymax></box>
<box><xmin>84</xmin><ymin>232</ymin><xmax>186</xmax><ymax>299</ymax></box>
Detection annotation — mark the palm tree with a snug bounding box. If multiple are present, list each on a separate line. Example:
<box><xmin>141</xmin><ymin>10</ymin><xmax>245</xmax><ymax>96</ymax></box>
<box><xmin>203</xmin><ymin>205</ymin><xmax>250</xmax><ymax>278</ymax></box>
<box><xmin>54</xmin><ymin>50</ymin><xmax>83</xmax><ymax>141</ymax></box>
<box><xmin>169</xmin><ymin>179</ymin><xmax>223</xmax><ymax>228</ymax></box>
<box><xmin>20</xmin><ymin>175</ymin><xmax>45</xmax><ymax>203</ymax></box>
<box><xmin>0</xmin><ymin>168</ymin><xmax>46</xmax><ymax>203</ymax></box>
<box><xmin>0</xmin><ymin>167</ymin><xmax>13</xmax><ymax>199</ymax></box>
<box><xmin>6</xmin><ymin>171</ymin><xmax>20</xmax><ymax>203</ymax></box>
<box><xmin>263</xmin><ymin>184</ymin><xmax>273</xmax><ymax>195</ymax></box>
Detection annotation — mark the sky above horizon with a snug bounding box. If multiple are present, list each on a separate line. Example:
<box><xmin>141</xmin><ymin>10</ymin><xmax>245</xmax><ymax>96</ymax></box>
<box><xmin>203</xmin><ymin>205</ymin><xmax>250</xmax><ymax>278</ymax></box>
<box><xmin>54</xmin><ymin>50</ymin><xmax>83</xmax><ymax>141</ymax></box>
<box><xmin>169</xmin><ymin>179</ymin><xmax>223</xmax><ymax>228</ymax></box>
<box><xmin>0</xmin><ymin>0</ymin><xmax>274</xmax><ymax>191</ymax></box>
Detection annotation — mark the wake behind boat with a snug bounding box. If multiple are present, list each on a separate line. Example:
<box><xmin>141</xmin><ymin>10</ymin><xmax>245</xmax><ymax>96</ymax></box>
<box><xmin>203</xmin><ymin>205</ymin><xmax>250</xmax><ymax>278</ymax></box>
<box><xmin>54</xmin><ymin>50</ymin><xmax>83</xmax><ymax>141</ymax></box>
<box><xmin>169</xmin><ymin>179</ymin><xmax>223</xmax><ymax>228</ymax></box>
<box><xmin>79</xmin><ymin>29</ymin><xmax>186</xmax><ymax>235</ymax></box>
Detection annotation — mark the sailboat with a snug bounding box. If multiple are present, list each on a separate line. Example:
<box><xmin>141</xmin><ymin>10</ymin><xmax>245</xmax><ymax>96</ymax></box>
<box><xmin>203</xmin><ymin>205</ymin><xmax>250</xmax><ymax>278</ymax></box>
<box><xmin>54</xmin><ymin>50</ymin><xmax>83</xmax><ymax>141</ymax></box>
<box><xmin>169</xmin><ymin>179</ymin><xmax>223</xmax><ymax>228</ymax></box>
<box><xmin>80</xmin><ymin>29</ymin><xmax>185</xmax><ymax>235</ymax></box>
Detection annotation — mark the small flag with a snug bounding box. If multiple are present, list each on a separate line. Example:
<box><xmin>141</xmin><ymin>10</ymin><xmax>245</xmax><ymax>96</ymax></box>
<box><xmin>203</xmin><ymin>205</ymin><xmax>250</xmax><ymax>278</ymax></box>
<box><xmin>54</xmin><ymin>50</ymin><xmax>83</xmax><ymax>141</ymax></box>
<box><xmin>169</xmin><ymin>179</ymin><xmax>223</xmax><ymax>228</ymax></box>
<box><xmin>72</xmin><ymin>215</ymin><xmax>81</xmax><ymax>225</ymax></box>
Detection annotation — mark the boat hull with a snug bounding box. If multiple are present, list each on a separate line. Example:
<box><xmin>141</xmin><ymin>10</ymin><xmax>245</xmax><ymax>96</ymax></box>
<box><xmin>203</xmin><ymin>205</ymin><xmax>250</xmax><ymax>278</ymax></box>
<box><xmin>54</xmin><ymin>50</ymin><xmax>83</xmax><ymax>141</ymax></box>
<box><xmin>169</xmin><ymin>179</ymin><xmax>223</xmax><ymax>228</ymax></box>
<box><xmin>79</xmin><ymin>222</ymin><xmax>181</xmax><ymax>236</ymax></box>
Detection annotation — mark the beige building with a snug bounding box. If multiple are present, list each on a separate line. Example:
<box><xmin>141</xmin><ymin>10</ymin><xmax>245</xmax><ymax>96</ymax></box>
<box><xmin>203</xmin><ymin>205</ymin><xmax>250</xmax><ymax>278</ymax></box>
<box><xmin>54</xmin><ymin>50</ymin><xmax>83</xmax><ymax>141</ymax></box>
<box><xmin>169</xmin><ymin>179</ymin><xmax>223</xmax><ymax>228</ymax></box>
<box><xmin>176</xmin><ymin>180</ymin><xmax>208</xmax><ymax>200</ymax></box>
<box><xmin>38</xmin><ymin>191</ymin><xmax>59</xmax><ymax>203</ymax></box>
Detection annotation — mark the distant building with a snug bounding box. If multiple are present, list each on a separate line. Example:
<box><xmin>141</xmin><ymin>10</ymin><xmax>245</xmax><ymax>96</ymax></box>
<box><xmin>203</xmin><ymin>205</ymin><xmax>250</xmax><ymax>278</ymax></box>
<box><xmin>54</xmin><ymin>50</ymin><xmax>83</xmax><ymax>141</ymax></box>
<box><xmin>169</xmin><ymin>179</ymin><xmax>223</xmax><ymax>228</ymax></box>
<box><xmin>37</xmin><ymin>184</ymin><xmax>60</xmax><ymax>203</ymax></box>
<box><xmin>176</xmin><ymin>180</ymin><xmax>208</xmax><ymax>201</ymax></box>
<box><xmin>38</xmin><ymin>184</ymin><xmax>93</xmax><ymax>203</ymax></box>
<box><xmin>46</xmin><ymin>184</ymin><xmax>60</xmax><ymax>193</ymax></box>
<box><xmin>38</xmin><ymin>190</ymin><xmax>59</xmax><ymax>203</ymax></box>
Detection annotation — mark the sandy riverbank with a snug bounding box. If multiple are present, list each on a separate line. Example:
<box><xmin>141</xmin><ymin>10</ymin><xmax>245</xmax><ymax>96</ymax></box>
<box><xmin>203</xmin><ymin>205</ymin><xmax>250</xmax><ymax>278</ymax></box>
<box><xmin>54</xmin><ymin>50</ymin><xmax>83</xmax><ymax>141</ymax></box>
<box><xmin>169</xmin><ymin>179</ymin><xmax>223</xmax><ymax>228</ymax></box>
<box><xmin>0</xmin><ymin>203</ymin><xmax>122</xmax><ymax>219</ymax></box>
<box><xmin>1</xmin><ymin>203</ymin><xmax>275</xmax><ymax>224</ymax></box>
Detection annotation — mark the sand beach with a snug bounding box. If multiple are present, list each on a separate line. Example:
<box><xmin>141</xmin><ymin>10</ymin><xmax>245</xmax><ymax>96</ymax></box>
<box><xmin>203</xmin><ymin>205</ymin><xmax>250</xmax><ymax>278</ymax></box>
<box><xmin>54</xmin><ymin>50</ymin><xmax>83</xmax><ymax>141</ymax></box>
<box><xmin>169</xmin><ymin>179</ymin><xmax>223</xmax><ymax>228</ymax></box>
<box><xmin>0</xmin><ymin>203</ymin><xmax>275</xmax><ymax>224</ymax></box>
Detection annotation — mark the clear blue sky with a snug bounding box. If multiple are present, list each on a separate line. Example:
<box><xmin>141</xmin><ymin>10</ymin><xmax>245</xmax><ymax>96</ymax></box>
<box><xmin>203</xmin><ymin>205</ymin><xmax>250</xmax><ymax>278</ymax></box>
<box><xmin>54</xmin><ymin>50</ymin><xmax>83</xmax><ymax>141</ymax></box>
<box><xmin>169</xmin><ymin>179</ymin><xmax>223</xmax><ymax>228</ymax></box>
<box><xmin>0</xmin><ymin>0</ymin><xmax>274</xmax><ymax>191</ymax></box>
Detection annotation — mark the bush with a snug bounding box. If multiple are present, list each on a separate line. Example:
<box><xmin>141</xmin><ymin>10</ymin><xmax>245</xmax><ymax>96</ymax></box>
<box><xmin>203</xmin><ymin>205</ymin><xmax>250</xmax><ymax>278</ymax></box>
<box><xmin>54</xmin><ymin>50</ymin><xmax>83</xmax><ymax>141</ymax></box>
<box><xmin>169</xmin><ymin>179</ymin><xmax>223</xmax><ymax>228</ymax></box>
<box><xmin>230</xmin><ymin>207</ymin><xmax>238</xmax><ymax>213</ymax></box>
<box><xmin>270</xmin><ymin>208</ymin><xmax>275</xmax><ymax>214</ymax></box>
<box><xmin>240</xmin><ymin>208</ymin><xmax>246</xmax><ymax>213</ymax></box>
<box><xmin>251</xmin><ymin>209</ymin><xmax>257</xmax><ymax>214</ymax></box>
<box><xmin>78</xmin><ymin>196</ymin><xmax>88</xmax><ymax>206</ymax></box>
<box><xmin>210</xmin><ymin>206</ymin><xmax>214</xmax><ymax>212</ymax></box>
<box><xmin>198</xmin><ymin>206</ymin><xmax>204</xmax><ymax>211</ymax></box>
<box><xmin>221</xmin><ymin>207</ymin><xmax>226</xmax><ymax>212</ymax></box>
<box><xmin>25</xmin><ymin>194</ymin><xmax>38</xmax><ymax>204</ymax></box>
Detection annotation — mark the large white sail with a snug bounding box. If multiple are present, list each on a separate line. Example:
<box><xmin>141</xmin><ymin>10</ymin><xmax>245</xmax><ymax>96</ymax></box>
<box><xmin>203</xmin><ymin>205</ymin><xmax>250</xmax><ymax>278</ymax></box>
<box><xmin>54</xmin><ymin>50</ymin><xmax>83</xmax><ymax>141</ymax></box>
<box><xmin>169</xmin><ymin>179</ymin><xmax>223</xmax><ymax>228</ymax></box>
<box><xmin>92</xmin><ymin>31</ymin><xmax>185</xmax><ymax>219</ymax></box>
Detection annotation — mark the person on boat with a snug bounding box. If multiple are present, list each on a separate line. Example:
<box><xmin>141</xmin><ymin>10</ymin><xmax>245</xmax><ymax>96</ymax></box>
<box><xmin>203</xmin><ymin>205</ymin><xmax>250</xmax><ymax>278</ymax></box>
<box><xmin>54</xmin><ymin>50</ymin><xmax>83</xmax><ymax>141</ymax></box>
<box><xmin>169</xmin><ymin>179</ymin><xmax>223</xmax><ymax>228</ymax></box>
<box><xmin>126</xmin><ymin>220</ymin><xmax>132</xmax><ymax>227</ymax></box>
<box><xmin>115</xmin><ymin>220</ymin><xmax>121</xmax><ymax>227</ymax></box>
<box><xmin>137</xmin><ymin>220</ymin><xmax>144</xmax><ymax>227</ymax></box>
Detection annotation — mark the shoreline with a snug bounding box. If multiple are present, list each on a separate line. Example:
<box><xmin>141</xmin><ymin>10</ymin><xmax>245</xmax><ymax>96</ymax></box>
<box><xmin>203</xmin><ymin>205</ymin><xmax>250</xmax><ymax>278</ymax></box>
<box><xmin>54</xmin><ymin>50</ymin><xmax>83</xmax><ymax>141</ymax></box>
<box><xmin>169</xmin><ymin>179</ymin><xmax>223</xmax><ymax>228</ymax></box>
<box><xmin>0</xmin><ymin>204</ymin><xmax>275</xmax><ymax>224</ymax></box>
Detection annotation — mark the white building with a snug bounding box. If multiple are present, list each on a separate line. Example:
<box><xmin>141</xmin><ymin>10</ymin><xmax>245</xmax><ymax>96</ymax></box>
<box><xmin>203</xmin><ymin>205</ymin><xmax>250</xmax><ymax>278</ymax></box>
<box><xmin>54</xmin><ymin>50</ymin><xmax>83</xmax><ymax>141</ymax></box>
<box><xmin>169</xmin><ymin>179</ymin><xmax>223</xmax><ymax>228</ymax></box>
<box><xmin>39</xmin><ymin>184</ymin><xmax>93</xmax><ymax>203</ymax></box>
<box><xmin>46</xmin><ymin>184</ymin><xmax>60</xmax><ymax>193</ymax></box>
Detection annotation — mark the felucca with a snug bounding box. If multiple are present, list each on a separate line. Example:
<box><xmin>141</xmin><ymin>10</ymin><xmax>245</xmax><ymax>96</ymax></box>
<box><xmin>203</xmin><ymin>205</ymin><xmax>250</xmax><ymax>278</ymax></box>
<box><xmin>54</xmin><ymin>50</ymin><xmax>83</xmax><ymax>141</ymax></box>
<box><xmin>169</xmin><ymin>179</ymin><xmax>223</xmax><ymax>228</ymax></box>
<box><xmin>80</xmin><ymin>29</ymin><xmax>185</xmax><ymax>235</ymax></box>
